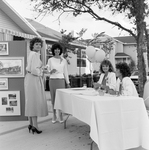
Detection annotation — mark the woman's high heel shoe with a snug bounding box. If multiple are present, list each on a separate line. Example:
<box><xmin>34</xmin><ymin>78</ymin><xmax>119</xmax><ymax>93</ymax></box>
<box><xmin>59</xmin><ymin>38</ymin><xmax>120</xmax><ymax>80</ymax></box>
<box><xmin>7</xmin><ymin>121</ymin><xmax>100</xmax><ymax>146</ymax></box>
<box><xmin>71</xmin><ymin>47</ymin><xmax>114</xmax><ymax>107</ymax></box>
<box><xmin>28</xmin><ymin>125</ymin><xmax>32</xmax><ymax>133</ymax></box>
<box><xmin>31</xmin><ymin>126</ymin><xmax>42</xmax><ymax>134</ymax></box>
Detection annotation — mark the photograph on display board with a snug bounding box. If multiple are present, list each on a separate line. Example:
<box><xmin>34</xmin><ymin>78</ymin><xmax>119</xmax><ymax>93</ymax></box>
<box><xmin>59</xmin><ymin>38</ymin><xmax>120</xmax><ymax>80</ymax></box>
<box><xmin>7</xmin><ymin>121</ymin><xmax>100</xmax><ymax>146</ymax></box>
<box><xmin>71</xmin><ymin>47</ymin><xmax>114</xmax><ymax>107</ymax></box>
<box><xmin>0</xmin><ymin>42</ymin><xmax>9</xmax><ymax>55</ymax></box>
<box><xmin>2</xmin><ymin>97</ymin><xmax>7</xmax><ymax>105</ymax></box>
<box><xmin>9</xmin><ymin>100</ymin><xmax>17</xmax><ymax>106</ymax></box>
<box><xmin>8</xmin><ymin>93</ymin><xmax>16</xmax><ymax>99</ymax></box>
<box><xmin>0</xmin><ymin>78</ymin><xmax>8</xmax><ymax>90</ymax></box>
<box><xmin>0</xmin><ymin>91</ymin><xmax>20</xmax><ymax>116</ymax></box>
<box><xmin>6</xmin><ymin>107</ymin><xmax>14</xmax><ymax>113</ymax></box>
<box><xmin>0</xmin><ymin>57</ymin><xmax>24</xmax><ymax>78</ymax></box>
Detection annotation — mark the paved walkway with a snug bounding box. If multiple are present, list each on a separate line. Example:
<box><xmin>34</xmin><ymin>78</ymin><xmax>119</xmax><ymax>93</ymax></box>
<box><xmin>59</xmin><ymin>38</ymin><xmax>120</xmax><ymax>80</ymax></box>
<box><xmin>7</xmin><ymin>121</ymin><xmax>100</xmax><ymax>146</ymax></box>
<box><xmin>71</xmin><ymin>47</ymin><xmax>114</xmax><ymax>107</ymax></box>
<box><xmin>0</xmin><ymin>113</ymin><xmax>145</xmax><ymax>150</ymax></box>
<box><xmin>0</xmin><ymin>92</ymin><xmax>146</xmax><ymax>150</ymax></box>
<box><xmin>0</xmin><ymin>112</ymin><xmax>98</xmax><ymax>150</ymax></box>
<box><xmin>0</xmin><ymin>93</ymin><xmax>98</xmax><ymax>150</ymax></box>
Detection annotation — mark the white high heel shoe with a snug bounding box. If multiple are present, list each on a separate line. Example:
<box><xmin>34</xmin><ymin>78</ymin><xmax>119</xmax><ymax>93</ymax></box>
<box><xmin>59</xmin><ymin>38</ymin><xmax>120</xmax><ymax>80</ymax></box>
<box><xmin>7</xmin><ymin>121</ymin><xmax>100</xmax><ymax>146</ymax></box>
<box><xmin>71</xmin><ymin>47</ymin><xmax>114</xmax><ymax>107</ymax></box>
<box><xmin>52</xmin><ymin>116</ymin><xmax>57</xmax><ymax>124</ymax></box>
<box><xmin>59</xmin><ymin>119</ymin><xmax>64</xmax><ymax>123</ymax></box>
<box><xmin>52</xmin><ymin>119</ymin><xmax>57</xmax><ymax>124</ymax></box>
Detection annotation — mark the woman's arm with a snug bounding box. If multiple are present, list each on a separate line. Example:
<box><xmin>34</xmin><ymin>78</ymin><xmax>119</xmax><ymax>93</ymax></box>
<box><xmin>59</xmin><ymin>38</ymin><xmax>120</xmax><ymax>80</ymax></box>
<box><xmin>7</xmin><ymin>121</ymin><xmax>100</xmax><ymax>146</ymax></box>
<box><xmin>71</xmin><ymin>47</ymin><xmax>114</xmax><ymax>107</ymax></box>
<box><xmin>108</xmin><ymin>72</ymin><xmax>116</xmax><ymax>90</ymax></box>
<box><xmin>100</xmin><ymin>72</ymin><xmax>116</xmax><ymax>93</ymax></box>
<box><xmin>30</xmin><ymin>54</ymin><xmax>43</xmax><ymax>76</ymax></box>
<box><xmin>122</xmin><ymin>79</ymin><xmax>134</xmax><ymax>96</ymax></box>
<box><xmin>93</xmin><ymin>74</ymin><xmax>103</xmax><ymax>90</ymax></box>
<box><xmin>63</xmin><ymin>59</ymin><xmax>70</xmax><ymax>86</ymax></box>
<box><xmin>46</xmin><ymin>58</ymin><xmax>57</xmax><ymax>74</ymax></box>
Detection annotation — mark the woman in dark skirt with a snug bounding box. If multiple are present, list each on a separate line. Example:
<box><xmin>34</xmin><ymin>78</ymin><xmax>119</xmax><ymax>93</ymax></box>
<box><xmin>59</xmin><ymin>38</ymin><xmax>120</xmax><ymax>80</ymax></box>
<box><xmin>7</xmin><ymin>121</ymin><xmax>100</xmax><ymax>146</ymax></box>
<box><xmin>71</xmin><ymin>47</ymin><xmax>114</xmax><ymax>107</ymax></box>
<box><xmin>46</xmin><ymin>43</ymin><xmax>70</xmax><ymax>123</ymax></box>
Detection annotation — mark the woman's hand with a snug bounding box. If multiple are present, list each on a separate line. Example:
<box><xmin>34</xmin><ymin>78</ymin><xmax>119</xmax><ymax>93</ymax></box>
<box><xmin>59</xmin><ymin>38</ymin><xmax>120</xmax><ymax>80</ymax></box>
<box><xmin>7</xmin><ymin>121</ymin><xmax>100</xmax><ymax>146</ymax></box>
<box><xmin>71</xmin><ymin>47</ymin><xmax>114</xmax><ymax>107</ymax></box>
<box><xmin>41</xmin><ymin>66</ymin><xmax>48</xmax><ymax>74</ymax></box>
<box><xmin>43</xmin><ymin>70</ymin><xmax>48</xmax><ymax>74</ymax></box>
<box><xmin>93</xmin><ymin>83</ymin><xmax>101</xmax><ymax>90</ymax></box>
<box><xmin>108</xmin><ymin>89</ymin><xmax>116</xmax><ymax>95</ymax></box>
<box><xmin>42</xmin><ymin>68</ymin><xmax>48</xmax><ymax>74</ymax></box>
<box><xmin>50</xmin><ymin>69</ymin><xmax>57</xmax><ymax>74</ymax></box>
<box><xmin>101</xmin><ymin>85</ymin><xmax>109</xmax><ymax>91</ymax></box>
<box><xmin>66</xmin><ymin>84</ymin><xmax>71</xmax><ymax>88</ymax></box>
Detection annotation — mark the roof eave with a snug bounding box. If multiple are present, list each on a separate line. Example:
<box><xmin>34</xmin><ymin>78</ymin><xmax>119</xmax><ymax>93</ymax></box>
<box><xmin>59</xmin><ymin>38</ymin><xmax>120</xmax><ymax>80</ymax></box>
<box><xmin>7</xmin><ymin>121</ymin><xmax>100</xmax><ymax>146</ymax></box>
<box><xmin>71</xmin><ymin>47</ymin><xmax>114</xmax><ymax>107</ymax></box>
<box><xmin>123</xmin><ymin>43</ymin><xmax>136</xmax><ymax>45</ymax></box>
<box><xmin>0</xmin><ymin>0</ymin><xmax>40</xmax><ymax>37</ymax></box>
<box><xmin>115</xmin><ymin>56</ymin><xmax>130</xmax><ymax>58</ymax></box>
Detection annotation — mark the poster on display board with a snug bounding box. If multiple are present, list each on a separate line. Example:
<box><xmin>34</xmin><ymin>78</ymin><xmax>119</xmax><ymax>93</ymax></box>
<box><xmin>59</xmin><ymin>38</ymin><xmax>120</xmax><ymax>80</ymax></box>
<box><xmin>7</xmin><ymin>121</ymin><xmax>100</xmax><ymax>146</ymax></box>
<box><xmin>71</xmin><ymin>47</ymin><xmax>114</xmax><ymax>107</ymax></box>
<box><xmin>0</xmin><ymin>57</ymin><xmax>24</xmax><ymax>78</ymax></box>
<box><xmin>0</xmin><ymin>91</ymin><xmax>20</xmax><ymax>116</ymax></box>
<box><xmin>0</xmin><ymin>42</ymin><xmax>9</xmax><ymax>55</ymax></box>
<box><xmin>0</xmin><ymin>78</ymin><xmax>8</xmax><ymax>90</ymax></box>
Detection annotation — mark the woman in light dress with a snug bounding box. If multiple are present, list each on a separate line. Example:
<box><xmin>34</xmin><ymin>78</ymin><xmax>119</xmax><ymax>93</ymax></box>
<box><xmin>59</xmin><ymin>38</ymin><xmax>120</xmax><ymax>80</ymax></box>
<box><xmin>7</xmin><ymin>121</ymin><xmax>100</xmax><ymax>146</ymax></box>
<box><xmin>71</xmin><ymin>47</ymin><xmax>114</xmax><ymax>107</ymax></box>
<box><xmin>24</xmin><ymin>37</ymin><xmax>48</xmax><ymax>134</ymax></box>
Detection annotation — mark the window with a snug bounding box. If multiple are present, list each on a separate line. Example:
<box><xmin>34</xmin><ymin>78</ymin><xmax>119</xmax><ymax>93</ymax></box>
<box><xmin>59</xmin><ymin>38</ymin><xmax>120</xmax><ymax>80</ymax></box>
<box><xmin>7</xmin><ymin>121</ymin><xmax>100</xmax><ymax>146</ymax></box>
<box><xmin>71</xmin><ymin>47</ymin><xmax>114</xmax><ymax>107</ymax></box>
<box><xmin>77</xmin><ymin>49</ymin><xmax>86</xmax><ymax>67</ymax></box>
<box><xmin>13</xmin><ymin>36</ymin><xmax>24</xmax><ymax>41</ymax></box>
<box><xmin>77</xmin><ymin>59</ymin><xmax>86</xmax><ymax>67</ymax></box>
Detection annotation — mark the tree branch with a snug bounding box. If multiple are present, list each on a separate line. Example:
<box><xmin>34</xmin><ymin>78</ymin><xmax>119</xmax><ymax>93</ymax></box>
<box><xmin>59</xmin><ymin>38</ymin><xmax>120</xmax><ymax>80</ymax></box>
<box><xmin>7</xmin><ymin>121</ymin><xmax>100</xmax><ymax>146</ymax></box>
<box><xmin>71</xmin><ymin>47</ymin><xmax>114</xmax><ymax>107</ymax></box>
<box><xmin>59</xmin><ymin>0</ymin><xmax>137</xmax><ymax>38</ymax></box>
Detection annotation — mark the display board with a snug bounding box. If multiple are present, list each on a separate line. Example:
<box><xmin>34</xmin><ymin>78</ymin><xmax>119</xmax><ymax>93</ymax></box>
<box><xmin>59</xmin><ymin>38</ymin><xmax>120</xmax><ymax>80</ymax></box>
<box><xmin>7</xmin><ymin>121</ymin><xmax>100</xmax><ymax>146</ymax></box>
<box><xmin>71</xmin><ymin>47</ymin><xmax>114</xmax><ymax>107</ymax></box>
<box><xmin>0</xmin><ymin>41</ymin><xmax>27</xmax><ymax>121</ymax></box>
<box><xmin>0</xmin><ymin>91</ymin><xmax>20</xmax><ymax>116</ymax></box>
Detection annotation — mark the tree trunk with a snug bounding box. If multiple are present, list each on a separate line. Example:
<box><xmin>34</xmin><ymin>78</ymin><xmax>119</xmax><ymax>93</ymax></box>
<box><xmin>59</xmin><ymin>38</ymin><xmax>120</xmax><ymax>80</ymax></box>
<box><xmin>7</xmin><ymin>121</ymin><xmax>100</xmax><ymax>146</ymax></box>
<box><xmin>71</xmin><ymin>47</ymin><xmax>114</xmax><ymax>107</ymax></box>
<box><xmin>136</xmin><ymin>4</ymin><xmax>147</xmax><ymax>97</ymax></box>
<box><xmin>144</xmin><ymin>25</ymin><xmax>149</xmax><ymax>70</ymax></box>
<box><xmin>136</xmin><ymin>39</ymin><xmax>146</xmax><ymax>97</ymax></box>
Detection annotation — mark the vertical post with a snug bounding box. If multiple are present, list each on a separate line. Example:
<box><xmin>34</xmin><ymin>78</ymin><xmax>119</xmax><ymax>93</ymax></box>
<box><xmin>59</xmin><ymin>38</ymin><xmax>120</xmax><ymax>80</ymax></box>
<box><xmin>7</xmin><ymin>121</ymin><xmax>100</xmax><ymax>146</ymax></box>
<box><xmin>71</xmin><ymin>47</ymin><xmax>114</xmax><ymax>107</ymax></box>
<box><xmin>41</xmin><ymin>38</ymin><xmax>47</xmax><ymax>65</ymax></box>
<box><xmin>79</xmin><ymin>48</ymin><xmax>82</xmax><ymax>87</ymax></box>
<box><xmin>90</xmin><ymin>61</ymin><xmax>93</xmax><ymax>87</ymax></box>
<box><xmin>41</xmin><ymin>38</ymin><xmax>47</xmax><ymax>90</ymax></box>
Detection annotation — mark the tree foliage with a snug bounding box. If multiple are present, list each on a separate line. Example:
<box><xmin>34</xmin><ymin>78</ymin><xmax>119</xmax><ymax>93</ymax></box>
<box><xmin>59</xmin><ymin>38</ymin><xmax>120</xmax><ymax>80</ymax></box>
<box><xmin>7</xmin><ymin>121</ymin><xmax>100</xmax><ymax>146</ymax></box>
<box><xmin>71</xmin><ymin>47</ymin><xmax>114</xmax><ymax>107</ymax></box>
<box><xmin>128</xmin><ymin>57</ymin><xmax>136</xmax><ymax>74</ymax></box>
<box><xmin>60</xmin><ymin>28</ymin><xmax>87</xmax><ymax>52</ymax></box>
<box><xmin>30</xmin><ymin>0</ymin><xmax>149</xmax><ymax>97</ymax></box>
<box><xmin>58</xmin><ymin>28</ymin><xmax>87</xmax><ymax>64</ymax></box>
<box><xmin>59</xmin><ymin>28</ymin><xmax>87</xmax><ymax>55</ymax></box>
<box><xmin>80</xmin><ymin>32</ymin><xmax>115</xmax><ymax>57</ymax></box>
<box><xmin>31</xmin><ymin>0</ymin><xmax>148</xmax><ymax>37</ymax></box>
<box><xmin>89</xmin><ymin>33</ymin><xmax>114</xmax><ymax>57</ymax></box>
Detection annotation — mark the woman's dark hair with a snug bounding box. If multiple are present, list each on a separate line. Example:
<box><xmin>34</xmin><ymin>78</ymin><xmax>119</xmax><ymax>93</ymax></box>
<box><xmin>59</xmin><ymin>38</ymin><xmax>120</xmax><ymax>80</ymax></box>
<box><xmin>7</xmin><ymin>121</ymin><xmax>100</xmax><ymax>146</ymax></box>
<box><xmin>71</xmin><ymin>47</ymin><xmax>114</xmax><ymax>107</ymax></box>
<box><xmin>51</xmin><ymin>43</ymin><xmax>63</xmax><ymax>56</ymax></box>
<box><xmin>100</xmin><ymin>59</ymin><xmax>114</xmax><ymax>73</ymax></box>
<box><xmin>116</xmin><ymin>62</ymin><xmax>131</xmax><ymax>77</ymax></box>
<box><xmin>30</xmin><ymin>37</ymin><xmax>43</xmax><ymax>51</ymax></box>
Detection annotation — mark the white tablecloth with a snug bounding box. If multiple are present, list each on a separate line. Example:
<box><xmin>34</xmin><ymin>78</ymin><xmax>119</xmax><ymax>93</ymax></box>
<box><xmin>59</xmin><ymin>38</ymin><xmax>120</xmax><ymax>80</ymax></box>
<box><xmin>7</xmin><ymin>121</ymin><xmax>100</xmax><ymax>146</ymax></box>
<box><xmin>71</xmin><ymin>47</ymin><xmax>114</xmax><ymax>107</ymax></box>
<box><xmin>54</xmin><ymin>88</ymin><xmax>149</xmax><ymax>150</ymax></box>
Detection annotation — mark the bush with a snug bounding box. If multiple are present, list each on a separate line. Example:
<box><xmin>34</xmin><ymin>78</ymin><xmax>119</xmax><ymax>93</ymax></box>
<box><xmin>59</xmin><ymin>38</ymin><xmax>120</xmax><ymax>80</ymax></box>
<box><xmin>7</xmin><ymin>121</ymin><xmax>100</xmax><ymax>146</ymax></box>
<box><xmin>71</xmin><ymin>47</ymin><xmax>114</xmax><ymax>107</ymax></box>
<box><xmin>69</xmin><ymin>73</ymin><xmax>100</xmax><ymax>87</ymax></box>
<box><xmin>128</xmin><ymin>58</ymin><xmax>136</xmax><ymax>74</ymax></box>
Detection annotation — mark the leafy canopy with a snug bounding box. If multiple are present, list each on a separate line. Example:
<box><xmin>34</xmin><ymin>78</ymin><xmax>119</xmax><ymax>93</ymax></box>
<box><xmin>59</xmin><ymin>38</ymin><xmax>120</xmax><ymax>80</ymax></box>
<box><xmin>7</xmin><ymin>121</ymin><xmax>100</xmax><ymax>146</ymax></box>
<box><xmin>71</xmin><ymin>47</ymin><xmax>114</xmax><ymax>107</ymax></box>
<box><xmin>30</xmin><ymin>0</ymin><xmax>149</xmax><ymax>38</ymax></box>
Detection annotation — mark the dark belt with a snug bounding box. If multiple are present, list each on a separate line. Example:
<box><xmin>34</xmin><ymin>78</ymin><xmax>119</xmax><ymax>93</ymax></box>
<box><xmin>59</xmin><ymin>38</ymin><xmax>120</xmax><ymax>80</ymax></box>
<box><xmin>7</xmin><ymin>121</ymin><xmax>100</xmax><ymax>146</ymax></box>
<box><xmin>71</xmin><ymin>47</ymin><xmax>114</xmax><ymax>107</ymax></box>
<box><xmin>50</xmin><ymin>78</ymin><xmax>64</xmax><ymax>80</ymax></box>
<box><xmin>27</xmin><ymin>71</ymin><xmax>31</xmax><ymax>74</ymax></box>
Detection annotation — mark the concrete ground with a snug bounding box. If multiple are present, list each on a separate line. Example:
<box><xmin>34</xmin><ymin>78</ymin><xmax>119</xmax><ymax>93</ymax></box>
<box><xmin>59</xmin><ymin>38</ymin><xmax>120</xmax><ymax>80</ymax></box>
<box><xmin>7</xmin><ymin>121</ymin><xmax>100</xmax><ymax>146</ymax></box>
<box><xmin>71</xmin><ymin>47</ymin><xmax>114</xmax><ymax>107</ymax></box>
<box><xmin>0</xmin><ymin>112</ymin><xmax>98</xmax><ymax>150</ymax></box>
<box><xmin>0</xmin><ymin>92</ymin><xmax>98</xmax><ymax>150</ymax></box>
<box><xmin>0</xmin><ymin>92</ymin><xmax>147</xmax><ymax>150</ymax></box>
